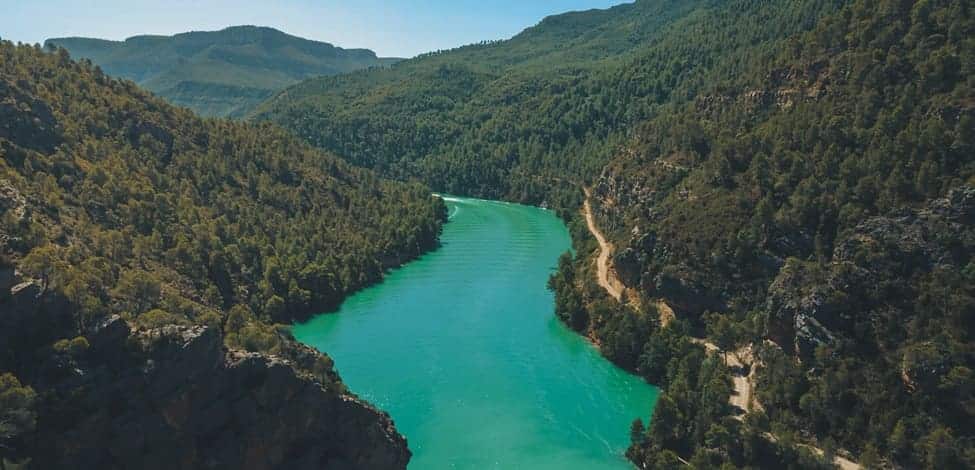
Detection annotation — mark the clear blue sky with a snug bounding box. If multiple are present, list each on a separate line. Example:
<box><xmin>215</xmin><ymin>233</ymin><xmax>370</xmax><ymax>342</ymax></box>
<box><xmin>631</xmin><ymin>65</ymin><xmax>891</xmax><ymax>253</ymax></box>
<box><xmin>1</xmin><ymin>0</ymin><xmax>626</xmax><ymax>58</ymax></box>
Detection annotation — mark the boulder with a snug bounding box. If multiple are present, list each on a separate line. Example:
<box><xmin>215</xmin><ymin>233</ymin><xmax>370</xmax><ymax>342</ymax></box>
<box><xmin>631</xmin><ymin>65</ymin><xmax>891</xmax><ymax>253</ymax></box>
<box><xmin>764</xmin><ymin>260</ymin><xmax>842</xmax><ymax>360</ymax></box>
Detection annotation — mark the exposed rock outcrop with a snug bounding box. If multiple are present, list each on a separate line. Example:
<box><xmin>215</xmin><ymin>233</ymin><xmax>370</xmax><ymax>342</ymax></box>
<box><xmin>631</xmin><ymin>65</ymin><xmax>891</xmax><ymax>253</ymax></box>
<box><xmin>28</xmin><ymin>319</ymin><xmax>411</xmax><ymax>470</ymax></box>
<box><xmin>764</xmin><ymin>186</ymin><xmax>975</xmax><ymax>361</ymax></box>
<box><xmin>652</xmin><ymin>266</ymin><xmax>723</xmax><ymax>317</ymax></box>
<box><xmin>591</xmin><ymin>167</ymin><xmax>727</xmax><ymax>317</ymax></box>
<box><xmin>764</xmin><ymin>260</ymin><xmax>846</xmax><ymax>360</ymax></box>
<box><xmin>0</xmin><ymin>275</ymin><xmax>75</xmax><ymax>371</ymax></box>
<box><xmin>0</xmin><ymin>266</ymin><xmax>410</xmax><ymax>470</ymax></box>
<box><xmin>0</xmin><ymin>179</ymin><xmax>30</xmax><ymax>251</ymax></box>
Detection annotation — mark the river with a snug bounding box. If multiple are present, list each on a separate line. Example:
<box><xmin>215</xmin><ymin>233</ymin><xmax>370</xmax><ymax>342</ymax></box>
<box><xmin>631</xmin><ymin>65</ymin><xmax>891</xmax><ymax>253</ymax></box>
<box><xmin>293</xmin><ymin>196</ymin><xmax>658</xmax><ymax>469</ymax></box>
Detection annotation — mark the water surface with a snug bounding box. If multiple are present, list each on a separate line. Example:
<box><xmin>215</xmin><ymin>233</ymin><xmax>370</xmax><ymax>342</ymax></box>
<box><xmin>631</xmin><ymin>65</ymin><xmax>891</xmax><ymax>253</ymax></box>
<box><xmin>293</xmin><ymin>196</ymin><xmax>658</xmax><ymax>469</ymax></box>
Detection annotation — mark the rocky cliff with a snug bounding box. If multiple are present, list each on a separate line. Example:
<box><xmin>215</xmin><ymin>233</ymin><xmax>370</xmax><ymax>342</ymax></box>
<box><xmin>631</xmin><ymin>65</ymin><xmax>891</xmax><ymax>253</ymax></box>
<box><xmin>764</xmin><ymin>186</ymin><xmax>975</xmax><ymax>362</ymax></box>
<box><xmin>589</xmin><ymin>167</ymin><xmax>731</xmax><ymax>317</ymax></box>
<box><xmin>0</xmin><ymin>274</ymin><xmax>410</xmax><ymax>470</ymax></box>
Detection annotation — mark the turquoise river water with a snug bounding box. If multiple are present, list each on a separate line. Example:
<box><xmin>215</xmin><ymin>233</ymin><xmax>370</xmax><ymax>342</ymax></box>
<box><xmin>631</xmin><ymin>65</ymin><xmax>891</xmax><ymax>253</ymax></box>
<box><xmin>293</xmin><ymin>196</ymin><xmax>659</xmax><ymax>469</ymax></box>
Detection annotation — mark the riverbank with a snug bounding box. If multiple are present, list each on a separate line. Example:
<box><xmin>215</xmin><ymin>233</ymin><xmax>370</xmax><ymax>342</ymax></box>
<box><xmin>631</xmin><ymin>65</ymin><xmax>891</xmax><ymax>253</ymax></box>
<box><xmin>293</xmin><ymin>196</ymin><xmax>658</xmax><ymax>469</ymax></box>
<box><xmin>580</xmin><ymin>190</ymin><xmax>860</xmax><ymax>470</ymax></box>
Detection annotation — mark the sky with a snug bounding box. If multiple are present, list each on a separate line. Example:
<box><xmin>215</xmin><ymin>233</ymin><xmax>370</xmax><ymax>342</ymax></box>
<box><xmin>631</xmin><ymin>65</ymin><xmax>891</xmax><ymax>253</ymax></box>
<box><xmin>1</xmin><ymin>0</ymin><xmax>626</xmax><ymax>58</ymax></box>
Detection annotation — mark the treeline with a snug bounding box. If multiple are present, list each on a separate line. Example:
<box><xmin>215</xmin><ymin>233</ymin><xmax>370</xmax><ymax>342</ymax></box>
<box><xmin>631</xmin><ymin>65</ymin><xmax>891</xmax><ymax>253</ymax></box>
<box><xmin>0</xmin><ymin>41</ymin><xmax>444</xmax><ymax>466</ymax></box>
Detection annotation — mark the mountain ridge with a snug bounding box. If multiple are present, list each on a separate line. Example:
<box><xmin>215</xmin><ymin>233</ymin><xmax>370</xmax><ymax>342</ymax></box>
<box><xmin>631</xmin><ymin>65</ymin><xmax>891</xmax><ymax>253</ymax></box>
<box><xmin>45</xmin><ymin>25</ymin><xmax>401</xmax><ymax>117</ymax></box>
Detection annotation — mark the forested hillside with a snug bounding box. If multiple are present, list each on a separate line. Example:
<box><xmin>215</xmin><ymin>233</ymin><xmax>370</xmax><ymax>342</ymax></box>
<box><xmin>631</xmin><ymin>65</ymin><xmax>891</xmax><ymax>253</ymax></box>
<box><xmin>254</xmin><ymin>0</ymin><xmax>974</xmax><ymax>468</ymax></box>
<box><xmin>598</xmin><ymin>0</ymin><xmax>975</xmax><ymax>467</ymax></box>
<box><xmin>252</xmin><ymin>0</ymin><xmax>847</xmax><ymax>207</ymax></box>
<box><xmin>0</xmin><ymin>41</ymin><xmax>442</xmax><ymax>467</ymax></box>
<box><xmin>45</xmin><ymin>26</ymin><xmax>400</xmax><ymax>117</ymax></box>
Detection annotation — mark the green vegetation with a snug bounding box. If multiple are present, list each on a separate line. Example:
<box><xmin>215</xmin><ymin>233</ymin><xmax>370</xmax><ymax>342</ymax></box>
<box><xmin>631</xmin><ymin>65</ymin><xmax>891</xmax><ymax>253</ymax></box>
<box><xmin>0</xmin><ymin>373</ymin><xmax>35</xmax><ymax>468</ymax></box>
<box><xmin>579</xmin><ymin>0</ymin><xmax>974</xmax><ymax>467</ymax></box>
<box><xmin>255</xmin><ymin>0</ymin><xmax>973</xmax><ymax>468</ymax></box>
<box><xmin>252</xmin><ymin>0</ymin><xmax>847</xmax><ymax>206</ymax></box>
<box><xmin>0</xmin><ymin>0</ymin><xmax>969</xmax><ymax>466</ymax></box>
<box><xmin>2</xmin><ymin>41</ymin><xmax>443</xmax><ymax>325</ymax></box>
<box><xmin>45</xmin><ymin>26</ymin><xmax>400</xmax><ymax>117</ymax></box>
<box><xmin>0</xmin><ymin>40</ymin><xmax>444</xmax><ymax>462</ymax></box>
<box><xmin>598</xmin><ymin>0</ymin><xmax>975</xmax><ymax>465</ymax></box>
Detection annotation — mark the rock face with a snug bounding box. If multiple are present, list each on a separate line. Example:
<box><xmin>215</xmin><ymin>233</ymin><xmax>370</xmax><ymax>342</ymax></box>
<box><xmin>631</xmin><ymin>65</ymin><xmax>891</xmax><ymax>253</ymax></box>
<box><xmin>0</xmin><ymin>276</ymin><xmax>75</xmax><ymax>372</ymax></box>
<box><xmin>591</xmin><ymin>167</ymin><xmax>729</xmax><ymax>317</ymax></box>
<box><xmin>764</xmin><ymin>260</ymin><xmax>845</xmax><ymax>360</ymax></box>
<box><xmin>0</xmin><ymin>179</ymin><xmax>30</xmax><ymax>251</ymax></box>
<box><xmin>0</xmin><ymin>266</ymin><xmax>411</xmax><ymax>470</ymax></box>
<box><xmin>652</xmin><ymin>266</ymin><xmax>722</xmax><ymax>317</ymax></box>
<box><xmin>23</xmin><ymin>318</ymin><xmax>410</xmax><ymax>470</ymax></box>
<box><xmin>764</xmin><ymin>186</ymin><xmax>975</xmax><ymax>360</ymax></box>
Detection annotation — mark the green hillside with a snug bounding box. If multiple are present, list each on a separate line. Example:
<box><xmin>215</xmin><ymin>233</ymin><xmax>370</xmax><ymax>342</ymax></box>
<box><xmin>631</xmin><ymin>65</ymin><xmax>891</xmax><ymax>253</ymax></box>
<box><xmin>0</xmin><ymin>41</ymin><xmax>443</xmax><ymax>466</ymax></box>
<box><xmin>255</xmin><ymin>0</ymin><xmax>974</xmax><ymax>468</ymax></box>
<box><xmin>251</xmin><ymin>0</ymin><xmax>847</xmax><ymax>204</ymax></box>
<box><xmin>45</xmin><ymin>26</ymin><xmax>400</xmax><ymax>117</ymax></box>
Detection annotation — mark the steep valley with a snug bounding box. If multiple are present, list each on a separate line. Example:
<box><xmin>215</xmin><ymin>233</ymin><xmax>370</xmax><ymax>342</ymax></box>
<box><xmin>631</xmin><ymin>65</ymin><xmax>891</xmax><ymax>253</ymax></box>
<box><xmin>2</xmin><ymin>0</ymin><xmax>973</xmax><ymax>468</ymax></box>
<box><xmin>259</xmin><ymin>0</ymin><xmax>975</xmax><ymax>468</ymax></box>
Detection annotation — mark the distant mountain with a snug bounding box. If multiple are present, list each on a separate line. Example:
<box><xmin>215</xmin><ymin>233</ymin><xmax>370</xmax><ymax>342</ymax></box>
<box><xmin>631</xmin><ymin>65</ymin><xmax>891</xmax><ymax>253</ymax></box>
<box><xmin>45</xmin><ymin>26</ymin><xmax>400</xmax><ymax>117</ymax></box>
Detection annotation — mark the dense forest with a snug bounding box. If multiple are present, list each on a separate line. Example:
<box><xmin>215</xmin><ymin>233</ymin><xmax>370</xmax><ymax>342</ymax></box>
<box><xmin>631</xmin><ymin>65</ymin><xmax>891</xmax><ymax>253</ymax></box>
<box><xmin>255</xmin><ymin>0</ymin><xmax>974</xmax><ymax>468</ymax></box>
<box><xmin>46</xmin><ymin>26</ymin><xmax>400</xmax><ymax>117</ymax></box>
<box><xmin>0</xmin><ymin>0</ymin><xmax>970</xmax><ymax>467</ymax></box>
<box><xmin>0</xmin><ymin>41</ymin><xmax>442</xmax><ymax>467</ymax></box>
<box><xmin>590</xmin><ymin>0</ymin><xmax>975</xmax><ymax>467</ymax></box>
<box><xmin>252</xmin><ymin>0</ymin><xmax>849</xmax><ymax>208</ymax></box>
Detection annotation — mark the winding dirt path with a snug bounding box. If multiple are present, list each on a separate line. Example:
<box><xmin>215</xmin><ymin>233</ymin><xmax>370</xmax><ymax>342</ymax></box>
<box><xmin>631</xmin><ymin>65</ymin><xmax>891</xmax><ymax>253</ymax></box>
<box><xmin>691</xmin><ymin>338</ymin><xmax>859</xmax><ymax>469</ymax></box>
<box><xmin>580</xmin><ymin>187</ymin><xmax>857</xmax><ymax>469</ymax></box>
<box><xmin>582</xmin><ymin>188</ymin><xmax>624</xmax><ymax>301</ymax></box>
<box><xmin>689</xmin><ymin>339</ymin><xmax>755</xmax><ymax>414</ymax></box>
<box><xmin>656</xmin><ymin>299</ymin><xmax>676</xmax><ymax>328</ymax></box>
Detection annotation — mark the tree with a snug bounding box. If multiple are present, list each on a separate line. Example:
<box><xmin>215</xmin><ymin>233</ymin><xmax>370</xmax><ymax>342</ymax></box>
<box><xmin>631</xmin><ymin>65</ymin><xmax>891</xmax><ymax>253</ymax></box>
<box><xmin>113</xmin><ymin>269</ymin><xmax>161</xmax><ymax>315</ymax></box>
<box><xmin>224</xmin><ymin>304</ymin><xmax>254</xmax><ymax>342</ymax></box>
<box><xmin>67</xmin><ymin>337</ymin><xmax>90</xmax><ymax>358</ymax></box>
<box><xmin>648</xmin><ymin>394</ymin><xmax>680</xmax><ymax>449</ymax></box>
<box><xmin>20</xmin><ymin>245</ymin><xmax>65</xmax><ymax>292</ymax></box>
<box><xmin>859</xmin><ymin>444</ymin><xmax>882</xmax><ymax>470</ymax></box>
<box><xmin>705</xmin><ymin>312</ymin><xmax>737</xmax><ymax>364</ymax></box>
<box><xmin>920</xmin><ymin>427</ymin><xmax>959</xmax><ymax>469</ymax></box>
<box><xmin>264</xmin><ymin>295</ymin><xmax>286</xmax><ymax>320</ymax></box>
<box><xmin>0</xmin><ymin>373</ymin><xmax>36</xmax><ymax>467</ymax></box>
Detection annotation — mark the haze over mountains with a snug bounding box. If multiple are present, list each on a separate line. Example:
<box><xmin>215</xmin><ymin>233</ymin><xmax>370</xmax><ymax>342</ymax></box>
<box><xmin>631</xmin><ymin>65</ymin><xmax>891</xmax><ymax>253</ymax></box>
<box><xmin>45</xmin><ymin>26</ymin><xmax>400</xmax><ymax>117</ymax></box>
